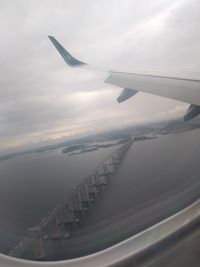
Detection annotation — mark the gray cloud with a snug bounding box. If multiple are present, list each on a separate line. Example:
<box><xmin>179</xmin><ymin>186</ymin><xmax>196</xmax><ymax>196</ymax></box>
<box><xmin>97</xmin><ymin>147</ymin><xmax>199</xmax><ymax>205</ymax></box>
<box><xmin>0</xmin><ymin>0</ymin><xmax>199</xmax><ymax>153</ymax></box>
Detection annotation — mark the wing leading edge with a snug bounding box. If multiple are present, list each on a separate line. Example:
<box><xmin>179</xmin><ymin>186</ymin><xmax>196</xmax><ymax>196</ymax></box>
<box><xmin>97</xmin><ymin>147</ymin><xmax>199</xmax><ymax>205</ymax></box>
<box><xmin>48</xmin><ymin>36</ymin><xmax>200</xmax><ymax>121</ymax></box>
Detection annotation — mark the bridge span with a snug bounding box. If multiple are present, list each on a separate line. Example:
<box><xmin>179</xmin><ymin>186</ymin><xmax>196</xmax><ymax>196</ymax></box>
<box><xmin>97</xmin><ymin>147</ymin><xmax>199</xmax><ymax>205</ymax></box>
<box><xmin>9</xmin><ymin>138</ymin><xmax>134</xmax><ymax>260</ymax></box>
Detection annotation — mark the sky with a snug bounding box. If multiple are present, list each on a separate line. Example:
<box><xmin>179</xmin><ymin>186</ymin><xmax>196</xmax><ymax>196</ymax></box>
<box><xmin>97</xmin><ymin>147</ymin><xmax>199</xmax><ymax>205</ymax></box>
<box><xmin>0</xmin><ymin>0</ymin><xmax>200</xmax><ymax>153</ymax></box>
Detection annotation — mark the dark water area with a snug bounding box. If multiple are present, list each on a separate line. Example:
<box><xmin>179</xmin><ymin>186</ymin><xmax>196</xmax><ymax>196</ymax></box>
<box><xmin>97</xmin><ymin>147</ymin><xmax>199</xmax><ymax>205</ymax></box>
<box><xmin>0</xmin><ymin>129</ymin><xmax>200</xmax><ymax>258</ymax></box>
<box><xmin>0</xmin><ymin>143</ymin><xmax>119</xmax><ymax>254</ymax></box>
<box><xmin>86</xmin><ymin>129</ymin><xmax>200</xmax><ymax>224</ymax></box>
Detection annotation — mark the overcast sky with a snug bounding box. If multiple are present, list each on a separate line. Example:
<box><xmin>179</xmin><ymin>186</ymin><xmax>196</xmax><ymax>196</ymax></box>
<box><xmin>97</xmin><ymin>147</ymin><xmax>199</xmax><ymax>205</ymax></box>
<box><xmin>0</xmin><ymin>0</ymin><xmax>200</xmax><ymax>153</ymax></box>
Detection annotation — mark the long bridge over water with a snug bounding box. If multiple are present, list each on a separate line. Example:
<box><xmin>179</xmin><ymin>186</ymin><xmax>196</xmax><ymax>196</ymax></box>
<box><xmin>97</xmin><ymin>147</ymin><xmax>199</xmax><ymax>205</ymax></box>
<box><xmin>9</xmin><ymin>138</ymin><xmax>134</xmax><ymax>261</ymax></box>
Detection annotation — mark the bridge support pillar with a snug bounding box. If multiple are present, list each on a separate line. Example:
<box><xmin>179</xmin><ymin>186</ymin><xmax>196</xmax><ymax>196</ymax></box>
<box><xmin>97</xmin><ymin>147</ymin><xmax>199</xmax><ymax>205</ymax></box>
<box><xmin>79</xmin><ymin>186</ymin><xmax>89</xmax><ymax>211</ymax></box>
<box><xmin>93</xmin><ymin>173</ymin><xmax>102</xmax><ymax>192</ymax></box>
<box><xmin>72</xmin><ymin>195</ymin><xmax>82</xmax><ymax>212</ymax></box>
<box><xmin>90</xmin><ymin>176</ymin><xmax>99</xmax><ymax>195</ymax></box>
<box><xmin>29</xmin><ymin>227</ymin><xmax>45</xmax><ymax>260</ymax></box>
<box><xmin>87</xmin><ymin>179</ymin><xmax>96</xmax><ymax>201</ymax></box>
<box><xmin>62</xmin><ymin>204</ymin><xmax>74</xmax><ymax>225</ymax></box>
<box><xmin>51</xmin><ymin>217</ymin><xmax>61</xmax><ymax>240</ymax></box>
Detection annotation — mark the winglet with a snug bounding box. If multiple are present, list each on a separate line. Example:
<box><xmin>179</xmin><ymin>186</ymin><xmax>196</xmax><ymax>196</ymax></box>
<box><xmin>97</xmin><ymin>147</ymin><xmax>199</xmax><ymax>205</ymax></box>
<box><xmin>48</xmin><ymin>36</ymin><xmax>86</xmax><ymax>67</ymax></box>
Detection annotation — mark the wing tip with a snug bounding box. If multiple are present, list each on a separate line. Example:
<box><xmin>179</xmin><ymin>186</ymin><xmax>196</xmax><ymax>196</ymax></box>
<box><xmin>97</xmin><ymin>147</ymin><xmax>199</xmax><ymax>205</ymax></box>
<box><xmin>48</xmin><ymin>35</ymin><xmax>86</xmax><ymax>67</ymax></box>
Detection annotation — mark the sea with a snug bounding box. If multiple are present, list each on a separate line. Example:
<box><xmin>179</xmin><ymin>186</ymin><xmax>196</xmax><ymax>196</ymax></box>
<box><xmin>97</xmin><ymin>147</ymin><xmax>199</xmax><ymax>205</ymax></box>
<box><xmin>0</xmin><ymin>129</ymin><xmax>200</xmax><ymax>257</ymax></box>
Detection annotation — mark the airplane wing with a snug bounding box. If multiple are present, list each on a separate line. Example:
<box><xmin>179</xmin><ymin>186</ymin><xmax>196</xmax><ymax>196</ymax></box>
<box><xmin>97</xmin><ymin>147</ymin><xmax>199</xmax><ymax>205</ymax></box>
<box><xmin>48</xmin><ymin>36</ymin><xmax>200</xmax><ymax>121</ymax></box>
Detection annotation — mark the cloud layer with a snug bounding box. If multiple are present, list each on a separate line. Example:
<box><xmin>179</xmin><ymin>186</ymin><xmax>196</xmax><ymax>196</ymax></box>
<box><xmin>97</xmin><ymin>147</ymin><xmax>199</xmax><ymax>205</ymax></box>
<box><xmin>0</xmin><ymin>0</ymin><xmax>199</xmax><ymax>152</ymax></box>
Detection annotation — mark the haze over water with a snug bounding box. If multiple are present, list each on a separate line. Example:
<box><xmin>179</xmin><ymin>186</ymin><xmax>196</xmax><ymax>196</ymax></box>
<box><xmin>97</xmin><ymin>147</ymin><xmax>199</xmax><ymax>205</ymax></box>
<box><xmin>0</xmin><ymin>129</ymin><xmax>200</xmax><ymax>256</ymax></box>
